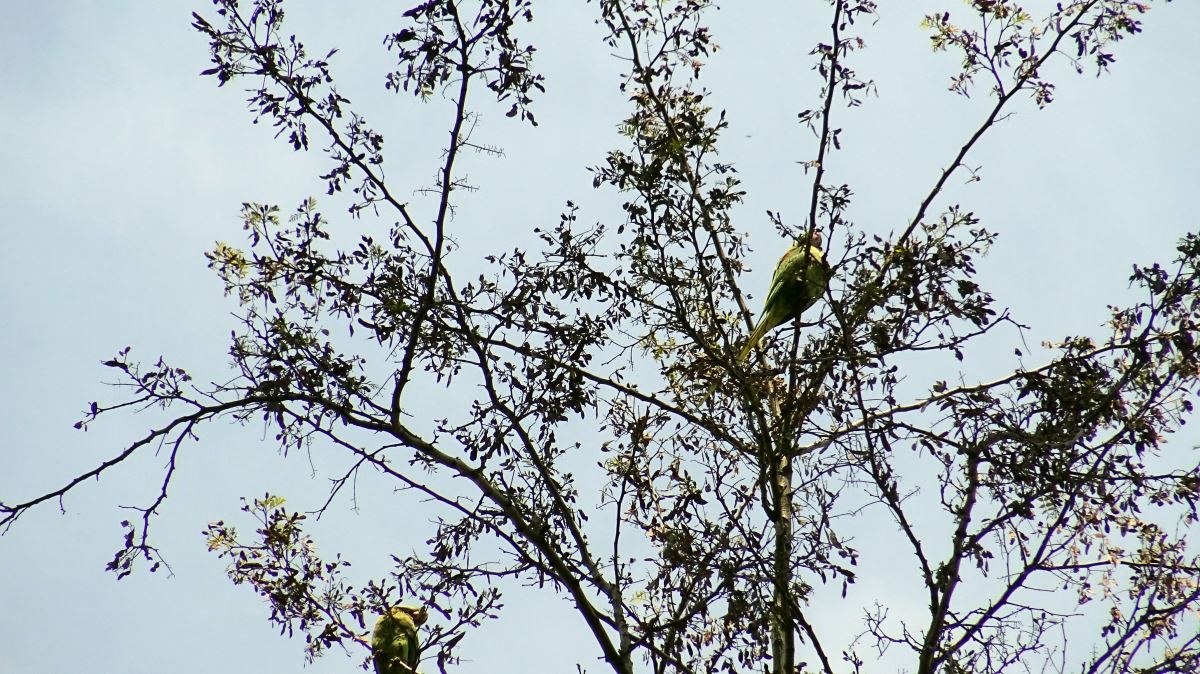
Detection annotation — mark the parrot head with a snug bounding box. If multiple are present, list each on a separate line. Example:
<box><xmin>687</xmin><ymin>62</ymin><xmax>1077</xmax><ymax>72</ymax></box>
<box><xmin>391</xmin><ymin>604</ymin><xmax>430</xmax><ymax>626</ymax></box>
<box><xmin>804</xmin><ymin>229</ymin><xmax>823</xmax><ymax>249</ymax></box>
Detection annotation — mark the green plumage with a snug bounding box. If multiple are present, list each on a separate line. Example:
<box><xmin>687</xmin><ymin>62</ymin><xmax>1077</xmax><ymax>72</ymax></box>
<box><xmin>372</xmin><ymin>606</ymin><xmax>427</xmax><ymax>674</ymax></box>
<box><xmin>738</xmin><ymin>237</ymin><xmax>829</xmax><ymax>361</ymax></box>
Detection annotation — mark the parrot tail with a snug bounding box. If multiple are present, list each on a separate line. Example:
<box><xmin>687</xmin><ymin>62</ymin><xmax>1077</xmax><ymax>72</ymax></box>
<box><xmin>738</xmin><ymin>318</ymin><xmax>771</xmax><ymax>362</ymax></box>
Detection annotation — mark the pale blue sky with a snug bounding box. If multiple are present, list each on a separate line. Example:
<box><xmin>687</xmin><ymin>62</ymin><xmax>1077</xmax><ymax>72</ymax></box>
<box><xmin>2</xmin><ymin>2</ymin><xmax>1198</xmax><ymax>673</ymax></box>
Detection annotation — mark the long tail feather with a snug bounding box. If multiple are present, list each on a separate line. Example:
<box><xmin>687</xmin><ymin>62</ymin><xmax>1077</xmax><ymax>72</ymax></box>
<box><xmin>738</xmin><ymin>317</ymin><xmax>771</xmax><ymax>361</ymax></box>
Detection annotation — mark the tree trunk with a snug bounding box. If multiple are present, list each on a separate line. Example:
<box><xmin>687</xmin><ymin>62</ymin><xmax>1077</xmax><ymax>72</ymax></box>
<box><xmin>770</xmin><ymin>451</ymin><xmax>795</xmax><ymax>674</ymax></box>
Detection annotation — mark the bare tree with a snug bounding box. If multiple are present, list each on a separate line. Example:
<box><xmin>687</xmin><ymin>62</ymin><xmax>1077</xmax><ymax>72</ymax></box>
<box><xmin>4</xmin><ymin>2</ymin><xmax>1197</xmax><ymax>674</ymax></box>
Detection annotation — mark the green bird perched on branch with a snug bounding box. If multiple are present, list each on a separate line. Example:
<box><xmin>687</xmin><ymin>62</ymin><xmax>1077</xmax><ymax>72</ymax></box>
<box><xmin>372</xmin><ymin>605</ymin><xmax>428</xmax><ymax>674</ymax></box>
<box><xmin>738</xmin><ymin>230</ymin><xmax>830</xmax><ymax>361</ymax></box>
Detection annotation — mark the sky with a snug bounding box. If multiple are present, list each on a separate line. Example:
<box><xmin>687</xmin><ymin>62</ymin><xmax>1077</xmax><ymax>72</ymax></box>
<box><xmin>2</xmin><ymin>2</ymin><xmax>1198</xmax><ymax>673</ymax></box>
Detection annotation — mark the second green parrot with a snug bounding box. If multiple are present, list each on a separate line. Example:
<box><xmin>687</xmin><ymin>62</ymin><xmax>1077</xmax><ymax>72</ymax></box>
<box><xmin>372</xmin><ymin>605</ymin><xmax>428</xmax><ymax>674</ymax></box>
<box><xmin>738</xmin><ymin>231</ymin><xmax>830</xmax><ymax>361</ymax></box>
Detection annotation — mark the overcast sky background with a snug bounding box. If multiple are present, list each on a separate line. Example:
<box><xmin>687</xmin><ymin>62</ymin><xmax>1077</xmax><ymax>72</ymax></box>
<box><xmin>2</xmin><ymin>2</ymin><xmax>1198</xmax><ymax>673</ymax></box>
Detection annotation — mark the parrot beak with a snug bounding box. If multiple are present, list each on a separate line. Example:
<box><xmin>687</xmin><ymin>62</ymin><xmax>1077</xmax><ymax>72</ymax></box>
<box><xmin>809</xmin><ymin>229</ymin><xmax>823</xmax><ymax>249</ymax></box>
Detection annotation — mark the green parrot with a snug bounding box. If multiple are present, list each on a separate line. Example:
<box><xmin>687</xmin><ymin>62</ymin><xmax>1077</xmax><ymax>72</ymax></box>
<box><xmin>738</xmin><ymin>230</ymin><xmax>830</xmax><ymax>361</ymax></box>
<box><xmin>372</xmin><ymin>605</ymin><xmax>428</xmax><ymax>674</ymax></box>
